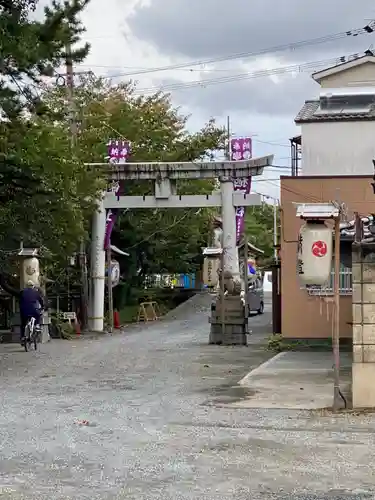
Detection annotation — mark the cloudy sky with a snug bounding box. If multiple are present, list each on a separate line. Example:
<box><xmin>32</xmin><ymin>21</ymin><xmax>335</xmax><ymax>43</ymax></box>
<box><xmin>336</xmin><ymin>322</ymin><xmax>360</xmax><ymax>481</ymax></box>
<box><xmin>47</xmin><ymin>0</ymin><xmax>375</xmax><ymax>200</ymax></box>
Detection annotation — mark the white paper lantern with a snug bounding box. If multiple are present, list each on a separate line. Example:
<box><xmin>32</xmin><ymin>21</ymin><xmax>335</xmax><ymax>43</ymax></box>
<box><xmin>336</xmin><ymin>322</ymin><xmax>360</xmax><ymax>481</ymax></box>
<box><xmin>297</xmin><ymin>221</ymin><xmax>333</xmax><ymax>285</ymax></box>
<box><xmin>21</xmin><ymin>257</ymin><xmax>40</xmax><ymax>288</ymax></box>
<box><xmin>203</xmin><ymin>257</ymin><xmax>219</xmax><ymax>287</ymax></box>
<box><xmin>105</xmin><ymin>260</ymin><xmax>120</xmax><ymax>287</ymax></box>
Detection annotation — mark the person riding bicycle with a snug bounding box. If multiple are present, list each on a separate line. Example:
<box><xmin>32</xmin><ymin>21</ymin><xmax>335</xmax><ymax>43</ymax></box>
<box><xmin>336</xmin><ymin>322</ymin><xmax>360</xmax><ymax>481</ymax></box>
<box><xmin>19</xmin><ymin>280</ymin><xmax>44</xmax><ymax>344</ymax></box>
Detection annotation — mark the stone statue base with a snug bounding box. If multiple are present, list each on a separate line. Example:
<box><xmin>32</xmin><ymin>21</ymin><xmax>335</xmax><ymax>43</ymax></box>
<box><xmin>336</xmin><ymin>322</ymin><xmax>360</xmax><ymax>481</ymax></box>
<box><xmin>209</xmin><ymin>295</ymin><xmax>248</xmax><ymax>346</ymax></box>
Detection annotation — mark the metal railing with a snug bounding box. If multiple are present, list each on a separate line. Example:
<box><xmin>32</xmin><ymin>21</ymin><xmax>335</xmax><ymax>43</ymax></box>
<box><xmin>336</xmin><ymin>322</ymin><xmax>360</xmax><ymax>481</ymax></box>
<box><xmin>302</xmin><ymin>266</ymin><xmax>352</xmax><ymax>296</ymax></box>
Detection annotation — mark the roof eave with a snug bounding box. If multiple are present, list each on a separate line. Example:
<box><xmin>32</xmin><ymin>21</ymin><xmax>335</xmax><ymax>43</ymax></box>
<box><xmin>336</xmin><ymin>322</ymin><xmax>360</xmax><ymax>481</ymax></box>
<box><xmin>295</xmin><ymin>115</ymin><xmax>375</xmax><ymax>124</ymax></box>
<box><xmin>312</xmin><ymin>55</ymin><xmax>375</xmax><ymax>83</ymax></box>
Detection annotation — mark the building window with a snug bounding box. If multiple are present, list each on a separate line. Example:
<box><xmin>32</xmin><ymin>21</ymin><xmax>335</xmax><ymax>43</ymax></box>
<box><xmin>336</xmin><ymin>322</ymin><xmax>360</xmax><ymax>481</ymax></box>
<box><xmin>302</xmin><ymin>264</ymin><xmax>352</xmax><ymax>296</ymax></box>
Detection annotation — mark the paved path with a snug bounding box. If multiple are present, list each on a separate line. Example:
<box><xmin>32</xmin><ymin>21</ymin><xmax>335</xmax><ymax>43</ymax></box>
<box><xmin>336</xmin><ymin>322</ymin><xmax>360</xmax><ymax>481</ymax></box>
<box><xmin>0</xmin><ymin>294</ymin><xmax>374</xmax><ymax>499</ymax></box>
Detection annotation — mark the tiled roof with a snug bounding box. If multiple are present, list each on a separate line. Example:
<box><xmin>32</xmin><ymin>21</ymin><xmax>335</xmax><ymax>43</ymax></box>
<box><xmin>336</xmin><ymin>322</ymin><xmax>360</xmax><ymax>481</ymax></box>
<box><xmin>295</xmin><ymin>100</ymin><xmax>375</xmax><ymax>123</ymax></box>
<box><xmin>295</xmin><ymin>101</ymin><xmax>319</xmax><ymax>122</ymax></box>
<box><xmin>340</xmin><ymin>216</ymin><xmax>375</xmax><ymax>241</ymax></box>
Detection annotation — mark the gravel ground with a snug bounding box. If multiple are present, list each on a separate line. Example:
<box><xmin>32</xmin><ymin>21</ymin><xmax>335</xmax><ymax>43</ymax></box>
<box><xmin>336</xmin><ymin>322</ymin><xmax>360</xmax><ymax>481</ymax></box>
<box><xmin>0</xmin><ymin>293</ymin><xmax>374</xmax><ymax>499</ymax></box>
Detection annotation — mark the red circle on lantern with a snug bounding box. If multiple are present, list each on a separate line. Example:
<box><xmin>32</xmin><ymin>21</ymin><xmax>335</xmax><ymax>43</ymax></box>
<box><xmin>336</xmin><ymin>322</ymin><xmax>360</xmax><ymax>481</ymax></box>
<box><xmin>311</xmin><ymin>240</ymin><xmax>327</xmax><ymax>257</ymax></box>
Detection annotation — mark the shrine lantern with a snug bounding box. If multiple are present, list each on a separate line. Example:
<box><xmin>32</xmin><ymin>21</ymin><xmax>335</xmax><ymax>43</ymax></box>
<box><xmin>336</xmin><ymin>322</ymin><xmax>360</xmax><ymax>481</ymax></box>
<box><xmin>297</xmin><ymin>221</ymin><xmax>333</xmax><ymax>285</ymax></box>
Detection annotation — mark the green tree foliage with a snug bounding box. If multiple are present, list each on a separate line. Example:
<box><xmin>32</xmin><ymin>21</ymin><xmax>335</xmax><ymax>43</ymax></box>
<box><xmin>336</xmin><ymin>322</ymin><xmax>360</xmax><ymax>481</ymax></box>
<box><xmin>0</xmin><ymin>118</ymin><xmax>103</xmax><ymax>263</ymax></box>
<box><xmin>0</xmin><ymin>0</ymin><xmax>102</xmax><ymax>278</ymax></box>
<box><xmin>244</xmin><ymin>202</ymin><xmax>279</xmax><ymax>260</ymax></box>
<box><xmin>42</xmin><ymin>77</ymin><xmax>226</xmax><ymax>294</ymax></box>
<box><xmin>0</xmin><ymin>0</ymin><xmax>89</xmax><ymax>117</ymax></box>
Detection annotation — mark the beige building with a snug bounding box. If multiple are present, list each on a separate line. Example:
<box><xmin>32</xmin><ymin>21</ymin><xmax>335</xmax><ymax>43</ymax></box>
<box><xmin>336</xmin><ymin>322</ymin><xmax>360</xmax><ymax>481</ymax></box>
<box><xmin>296</xmin><ymin>52</ymin><xmax>375</xmax><ymax>177</ymax></box>
<box><xmin>281</xmin><ymin>52</ymin><xmax>375</xmax><ymax>339</ymax></box>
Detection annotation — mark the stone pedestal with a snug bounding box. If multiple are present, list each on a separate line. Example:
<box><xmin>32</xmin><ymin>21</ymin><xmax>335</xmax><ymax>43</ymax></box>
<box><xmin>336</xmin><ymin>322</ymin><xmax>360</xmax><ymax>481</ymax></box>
<box><xmin>352</xmin><ymin>243</ymin><xmax>375</xmax><ymax>408</ymax></box>
<box><xmin>352</xmin><ymin>363</ymin><xmax>375</xmax><ymax>408</ymax></box>
<box><xmin>209</xmin><ymin>296</ymin><xmax>247</xmax><ymax>345</ymax></box>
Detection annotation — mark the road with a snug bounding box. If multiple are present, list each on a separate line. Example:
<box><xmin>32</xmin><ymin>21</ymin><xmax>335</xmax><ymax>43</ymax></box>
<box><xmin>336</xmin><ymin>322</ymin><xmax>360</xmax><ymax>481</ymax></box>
<box><xmin>0</xmin><ymin>293</ymin><xmax>374</xmax><ymax>499</ymax></box>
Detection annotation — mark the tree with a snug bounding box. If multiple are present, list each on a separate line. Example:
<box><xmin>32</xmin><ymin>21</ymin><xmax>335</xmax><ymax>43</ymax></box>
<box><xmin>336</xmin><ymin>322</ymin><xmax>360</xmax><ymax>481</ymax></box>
<box><xmin>0</xmin><ymin>0</ymin><xmax>90</xmax><ymax>117</ymax></box>
<box><xmin>41</xmin><ymin>77</ymin><xmax>226</xmax><ymax>297</ymax></box>
<box><xmin>0</xmin><ymin>0</ymin><xmax>100</xmax><ymax>284</ymax></box>
<box><xmin>244</xmin><ymin>202</ymin><xmax>278</xmax><ymax>260</ymax></box>
<box><xmin>0</xmin><ymin>115</ymin><xmax>104</xmax><ymax>272</ymax></box>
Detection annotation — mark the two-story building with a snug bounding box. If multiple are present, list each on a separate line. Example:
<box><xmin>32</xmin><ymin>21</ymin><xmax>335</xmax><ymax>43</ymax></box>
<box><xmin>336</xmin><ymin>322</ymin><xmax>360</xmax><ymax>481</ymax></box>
<box><xmin>281</xmin><ymin>52</ymin><xmax>375</xmax><ymax>339</ymax></box>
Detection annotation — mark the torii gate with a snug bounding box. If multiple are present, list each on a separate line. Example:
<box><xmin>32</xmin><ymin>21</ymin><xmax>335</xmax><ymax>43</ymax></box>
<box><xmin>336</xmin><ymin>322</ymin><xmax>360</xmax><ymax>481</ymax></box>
<box><xmin>87</xmin><ymin>156</ymin><xmax>273</xmax><ymax>331</ymax></box>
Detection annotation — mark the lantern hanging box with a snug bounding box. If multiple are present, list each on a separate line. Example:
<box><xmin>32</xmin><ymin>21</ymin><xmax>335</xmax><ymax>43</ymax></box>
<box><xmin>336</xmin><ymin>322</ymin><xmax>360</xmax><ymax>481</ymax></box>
<box><xmin>297</xmin><ymin>220</ymin><xmax>333</xmax><ymax>286</ymax></box>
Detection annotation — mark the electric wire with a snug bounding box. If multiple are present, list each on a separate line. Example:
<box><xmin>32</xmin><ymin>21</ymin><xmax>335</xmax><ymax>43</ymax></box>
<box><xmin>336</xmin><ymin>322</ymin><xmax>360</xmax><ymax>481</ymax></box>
<box><xmin>98</xmin><ymin>21</ymin><xmax>375</xmax><ymax>78</ymax></box>
<box><xmin>129</xmin><ymin>53</ymin><xmax>368</xmax><ymax>95</ymax></box>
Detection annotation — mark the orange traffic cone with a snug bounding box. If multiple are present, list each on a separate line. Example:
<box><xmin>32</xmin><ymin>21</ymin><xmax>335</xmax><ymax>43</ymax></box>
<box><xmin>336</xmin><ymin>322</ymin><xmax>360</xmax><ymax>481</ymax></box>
<box><xmin>113</xmin><ymin>310</ymin><xmax>120</xmax><ymax>329</ymax></box>
<box><xmin>74</xmin><ymin>320</ymin><xmax>81</xmax><ymax>336</ymax></box>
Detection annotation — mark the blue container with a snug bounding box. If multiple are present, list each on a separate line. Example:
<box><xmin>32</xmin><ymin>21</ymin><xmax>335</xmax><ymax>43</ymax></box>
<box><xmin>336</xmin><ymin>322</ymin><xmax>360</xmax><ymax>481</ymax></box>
<box><xmin>179</xmin><ymin>274</ymin><xmax>196</xmax><ymax>289</ymax></box>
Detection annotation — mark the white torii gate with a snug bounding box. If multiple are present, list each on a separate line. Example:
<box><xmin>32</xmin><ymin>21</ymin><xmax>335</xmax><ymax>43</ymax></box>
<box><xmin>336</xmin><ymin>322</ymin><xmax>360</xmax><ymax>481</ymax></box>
<box><xmin>87</xmin><ymin>156</ymin><xmax>273</xmax><ymax>331</ymax></box>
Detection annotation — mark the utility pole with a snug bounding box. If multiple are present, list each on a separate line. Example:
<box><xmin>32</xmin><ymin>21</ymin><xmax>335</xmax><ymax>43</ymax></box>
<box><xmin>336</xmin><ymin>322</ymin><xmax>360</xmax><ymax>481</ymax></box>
<box><xmin>273</xmin><ymin>199</ymin><xmax>278</xmax><ymax>262</ymax></box>
<box><xmin>332</xmin><ymin>212</ymin><xmax>341</xmax><ymax>411</ymax></box>
<box><xmin>226</xmin><ymin>115</ymin><xmax>231</xmax><ymax>161</ymax></box>
<box><xmin>65</xmin><ymin>41</ymin><xmax>89</xmax><ymax>330</ymax></box>
<box><xmin>65</xmin><ymin>43</ymin><xmax>77</xmax><ymax>145</ymax></box>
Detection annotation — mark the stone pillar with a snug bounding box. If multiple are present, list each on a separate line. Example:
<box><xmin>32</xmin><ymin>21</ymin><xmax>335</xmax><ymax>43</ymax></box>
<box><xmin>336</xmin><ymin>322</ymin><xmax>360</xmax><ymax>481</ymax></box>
<box><xmin>89</xmin><ymin>195</ymin><xmax>106</xmax><ymax>332</ymax></box>
<box><xmin>220</xmin><ymin>178</ymin><xmax>240</xmax><ymax>281</ymax></box>
<box><xmin>39</xmin><ymin>276</ymin><xmax>50</xmax><ymax>344</ymax></box>
<box><xmin>352</xmin><ymin>243</ymin><xmax>375</xmax><ymax>408</ymax></box>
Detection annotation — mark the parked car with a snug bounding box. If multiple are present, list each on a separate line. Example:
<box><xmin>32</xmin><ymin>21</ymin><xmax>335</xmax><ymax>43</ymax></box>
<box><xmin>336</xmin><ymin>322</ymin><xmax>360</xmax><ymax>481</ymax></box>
<box><xmin>246</xmin><ymin>276</ymin><xmax>264</xmax><ymax>316</ymax></box>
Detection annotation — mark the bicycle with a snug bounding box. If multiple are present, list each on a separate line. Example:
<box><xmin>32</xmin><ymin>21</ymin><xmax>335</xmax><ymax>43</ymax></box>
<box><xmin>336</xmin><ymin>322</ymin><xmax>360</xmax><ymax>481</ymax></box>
<box><xmin>22</xmin><ymin>316</ymin><xmax>40</xmax><ymax>352</ymax></box>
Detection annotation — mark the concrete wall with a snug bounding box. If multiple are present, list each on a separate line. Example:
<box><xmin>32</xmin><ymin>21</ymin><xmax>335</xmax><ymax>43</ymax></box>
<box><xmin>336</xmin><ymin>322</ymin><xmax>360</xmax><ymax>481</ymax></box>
<box><xmin>280</xmin><ymin>176</ymin><xmax>375</xmax><ymax>339</ymax></box>
<box><xmin>301</xmin><ymin>121</ymin><xmax>375</xmax><ymax>176</ymax></box>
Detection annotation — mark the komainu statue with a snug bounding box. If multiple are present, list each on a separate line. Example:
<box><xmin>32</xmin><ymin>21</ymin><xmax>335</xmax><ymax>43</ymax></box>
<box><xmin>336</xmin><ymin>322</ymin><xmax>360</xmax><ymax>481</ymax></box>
<box><xmin>218</xmin><ymin>269</ymin><xmax>242</xmax><ymax>296</ymax></box>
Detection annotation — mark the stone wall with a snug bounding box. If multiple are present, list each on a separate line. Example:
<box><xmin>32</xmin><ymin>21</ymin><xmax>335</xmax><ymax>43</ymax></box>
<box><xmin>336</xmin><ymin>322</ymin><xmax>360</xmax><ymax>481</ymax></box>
<box><xmin>352</xmin><ymin>243</ymin><xmax>375</xmax><ymax>408</ymax></box>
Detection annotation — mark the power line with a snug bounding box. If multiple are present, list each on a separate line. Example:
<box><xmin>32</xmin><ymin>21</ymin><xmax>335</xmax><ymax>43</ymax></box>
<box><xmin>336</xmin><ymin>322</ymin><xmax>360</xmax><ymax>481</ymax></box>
<box><xmin>254</xmin><ymin>139</ymin><xmax>290</xmax><ymax>148</ymax></box>
<box><xmin>79</xmin><ymin>64</ymin><xmax>291</xmax><ymax>73</ymax></box>
<box><xmin>267</xmin><ymin>180</ymin><xmax>323</xmax><ymax>203</ymax></box>
<box><xmin>129</xmin><ymin>53</ymin><xmax>365</xmax><ymax>95</ymax></box>
<box><xmin>55</xmin><ymin>55</ymin><xmax>333</xmax><ymax>95</ymax></box>
<box><xmin>98</xmin><ymin>21</ymin><xmax>375</xmax><ymax>78</ymax></box>
<box><xmin>253</xmin><ymin>178</ymin><xmax>283</xmax><ymax>182</ymax></box>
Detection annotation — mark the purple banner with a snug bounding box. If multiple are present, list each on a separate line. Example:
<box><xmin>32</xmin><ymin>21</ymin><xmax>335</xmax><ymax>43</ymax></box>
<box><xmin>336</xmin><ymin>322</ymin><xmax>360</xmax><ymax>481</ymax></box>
<box><xmin>106</xmin><ymin>139</ymin><xmax>131</xmax><ymax>163</ymax></box>
<box><xmin>104</xmin><ymin>210</ymin><xmax>117</xmax><ymax>250</ymax></box>
<box><xmin>230</xmin><ymin>137</ymin><xmax>252</xmax><ymax>243</ymax></box>
<box><xmin>233</xmin><ymin>177</ymin><xmax>251</xmax><ymax>243</ymax></box>
<box><xmin>230</xmin><ymin>137</ymin><xmax>252</xmax><ymax>161</ymax></box>
<box><xmin>235</xmin><ymin>207</ymin><xmax>245</xmax><ymax>245</ymax></box>
<box><xmin>233</xmin><ymin>177</ymin><xmax>251</xmax><ymax>194</ymax></box>
<box><xmin>103</xmin><ymin>139</ymin><xmax>131</xmax><ymax>250</ymax></box>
